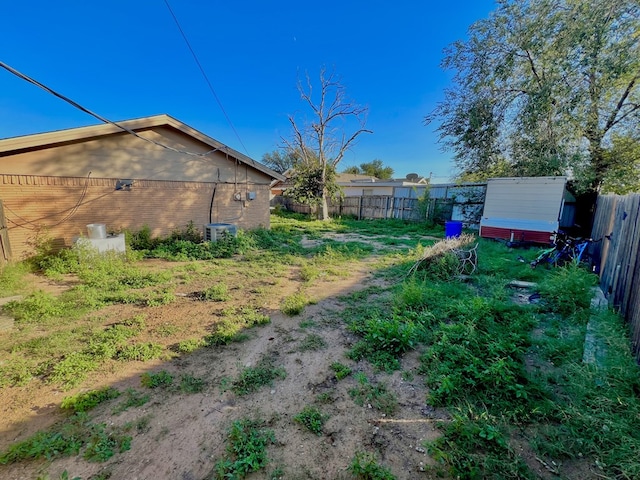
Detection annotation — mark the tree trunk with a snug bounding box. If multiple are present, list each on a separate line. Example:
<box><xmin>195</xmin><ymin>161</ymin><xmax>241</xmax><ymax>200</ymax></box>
<box><xmin>320</xmin><ymin>190</ymin><xmax>330</xmax><ymax>221</ymax></box>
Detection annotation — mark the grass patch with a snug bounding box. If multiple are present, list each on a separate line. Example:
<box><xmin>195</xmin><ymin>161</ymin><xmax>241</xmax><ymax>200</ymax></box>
<box><xmin>330</xmin><ymin>362</ymin><xmax>352</xmax><ymax>380</ymax></box>
<box><xmin>141</xmin><ymin>370</ymin><xmax>174</xmax><ymax>389</ymax></box>
<box><xmin>202</xmin><ymin>283</ymin><xmax>230</xmax><ymax>302</ymax></box>
<box><xmin>180</xmin><ymin>374</ymin><xmax>205</xmax><ymax>393</ymax></box>
<box><xmin>294</xmin><ymin>405</ymin><xmax>328</xmax><ymax>436</ymax></box>
<box><xmin>348</xmin><ymin>373</ymin><xmax>397</xmax><ymax>415</ymax></box>
<box><xmin>212</xmin><ymin>419</ymin><xmax>275</xmax><ymax>479</ymax></box>
<box><xmin>349</xmin><ymin>451</ymin><xmax>396</xmax><ymax>480</ymax></box>
<box><xmin>347</xmin><ymin>313</ymin><xmax>418</xmax><ymax>372</ymax></box>
<box><xmin>176</xmin><ymin>338</ymin><xmax>207</xmax><ymax>353</ymax></box>
<box><xmin>227</xmin><ymin>358</ymin><xmax>286</xmax><ymax>396</ymax></box>
<box><xmin>281</xmin><ymin>292</ymin><xmax>309</xmax><ymax>316</ymax></box>
<box><xmin>61</xmin><ymin>387</ymin><xmax>121</xmax><ymax>413</ymax></box>
<box><xmin>207</xmin><ymin>306</ymin><xmax>270</xmax><ymax>346</ymax></box>
<box><xmin>0</xmin><ymin>262</ymin><xmax>30</xmax><ymax>297</ymax></box>
<box><xmin>297</xmin><ymin>333</ymin><xmax>327</xmax><ymax>352</ymax></box>
<box><xmin>112</xmin><ymin>388</ymin><xmax>149</xmax><ymax>414</ymax></box>
<box><xmin>0</xmin><ymin>413</ymin><xmax>131</xmax><ymax>465</ymax></box>
<box><xmin>426</xmin><ymin>406</ymin><xmax>530</xmax><ymax>479</ymax></box>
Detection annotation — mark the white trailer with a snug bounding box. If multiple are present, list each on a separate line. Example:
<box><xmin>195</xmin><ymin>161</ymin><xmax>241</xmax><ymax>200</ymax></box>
<box><xmin>479</xmin><ymin>176</ymin><xmax>568</xmax><ymax>245</ymax></box>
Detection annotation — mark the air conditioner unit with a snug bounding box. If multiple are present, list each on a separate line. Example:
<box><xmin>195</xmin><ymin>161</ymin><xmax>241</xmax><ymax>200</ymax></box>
<box><xmin>204</xmin><ymin>223</ymin><xmax>237</xmax><ymax>242</ymax></box>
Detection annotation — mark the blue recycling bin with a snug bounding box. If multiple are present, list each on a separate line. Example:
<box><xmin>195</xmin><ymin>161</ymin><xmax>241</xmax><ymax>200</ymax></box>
<box><xmin>445</xmin><ymin>220</ymin><xmax>463</xmax><ymax>239</ymax></box>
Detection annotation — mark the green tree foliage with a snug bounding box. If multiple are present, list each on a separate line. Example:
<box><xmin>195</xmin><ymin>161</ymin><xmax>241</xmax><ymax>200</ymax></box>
<box><xmin>426</xmin><ymin>0</ymin><xmax>640</xmax><ymax>193</ymax></box>
<box><xmin>600</xmin><ymin>135</ymin><xmax>640</xmax><ymax>194</ymax></box>
<box><xmin>284</xmin><ymin>69</ymin><xmax>372</xmax><ymax>220</ymax></box>
<box><xmin>343</xmin><ymin>159</ymin><xmax>394</xmax><ymax>179</ymax></box>
<box><xmin>261</xmin><ymin>150</ymin><xmax>299</xmax><ymax>174</ymax></box>
<box><xmin>285</xmin><ymin>161</ymin><xmax>342</xmax><ymax>209</ymax></box>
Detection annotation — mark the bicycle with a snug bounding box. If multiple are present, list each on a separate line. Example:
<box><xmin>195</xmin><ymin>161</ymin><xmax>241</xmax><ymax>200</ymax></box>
<box><xmin>530</xmin><ymin>231</ymin><xmax>595</xmax><ymax>269</ymax></box>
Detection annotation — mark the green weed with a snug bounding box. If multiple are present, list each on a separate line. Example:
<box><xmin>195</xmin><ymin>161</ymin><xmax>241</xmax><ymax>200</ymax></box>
<box><xmin>347</xmin><ymin>314</ymin><xmax>417</xmax><ymax>372</ymax></box>
<box><xmin>330</xmin><ymin>362</ymin><xmax>352</xmax><ymax>380</ymax></box>
<box><xmin>154</xmin><ymin>323</ymin><xmax>180</xmax><ymax>337</ymax></box>
<box><xmin>203</xmin><ymin>283</ymin><xmax>230</xmax><ymax>301</ymax></box>
<box><xmin>418</xmin><ymin>296</ymin><xmax>536</xmax><ymax>412</ymax></box>
<box><xmin>141</xmin><ymin>370</ymin><xmax>174</xmax><ymax>389</ymax></box>
<box><xmin>282</xmin><ymin>292</ymin><xmax>309</xmax><ymax>316</ymax></box>
<box><xmin>315</xmin><ymin>392</ymin><xmax>335</xmax><ymax>404</ymax></box>
<box><xmin>61</xmin><ymin>387</ymin><xmax>121</xmax><ymax>413</ymax></box>
<box><xmin>294</xmin><ymin>405</ymin><xmax>328</xmax><ymax>436</ymax></box>
<box><xmin>207</xmin><ymin>307</ymin><xmax>270</xmax><ymax>346</ymax></box>
<box><xmin>426</xmin><ymin>407</ymin><xmax>531</xmax><ymax>479</ymax></box>
<box><xmin>348</xmin><ymin>374</ymin><xmax>397</xmax><ymax>415</ymax></box>
<box><xmin>349</xmin><ymin>451</ymin><xmax>396</xmax><ymax>480</ymax></box>
<box><xmin>83</xmin><ymin>423</ymin><xmax>131</xmax><ymax>462</ymax></box>
<box><xmin>176</xmin><ymin>338</ymin><xmax>206</xmax><ymax>353</ymax></box>
<box><xmin>297</xmin><ymin>333</ymin><xmax>327</xmax><ymax>352</ymax></box>
<box><xmin>0</xmin><ymin>413</ymin><xmax>131</xmax><ymax>465</ymax></box>
<box><xmin>4</xmin><ymin>290</ymin><xmax>67</xmax><ymax>324</ymax></box>
<box><xmin>300</xmin><ymin>263</ymin><xmax>321</xmax><ymax>282</ymax></box>
<box><xmin>0</xmin><ymin>262</ymin><xmax>30</xmax><ymax>297</ymax></box>
<box><xmin>228</xmin><ymin>358</ymin><xmax>286</xmax><ymax>396</ymax></box>
<box><xmin>115</xmin><ymin>342</ymin><xmax>164</xmax><ymax>361</ymax></box>
<box><xmin>112</xmin><ymin>388</ymin><xmax>149</xmax><ymax>414</ymax></box>
<box><xmin>49</xmin><ymin>353</ymin><xmax>99</xmax><ymax>389</ymax></box>
<box><xmin>180</xmin><ymin>374</ymin><xmax>205</xmax><ymax>393</ymax></box>
<box><xmin>36</xmin><ymin>471</ymin><xmax>81</xmax><ymax>480</ymax></box>
<box><xmin>212</xmin><ymin>419</ymin><xmax>275</xmax><ymax>479</ymax></box>
<box><xmin>537</xmin><ymin>264</ymin><xmax>597</xmax><ymax>318</ymax></box>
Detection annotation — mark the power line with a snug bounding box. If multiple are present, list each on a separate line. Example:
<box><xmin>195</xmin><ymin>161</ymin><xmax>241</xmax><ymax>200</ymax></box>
<box><xmin>163</xmin><ymin>0</ymin><xmax>250</xmax><ymax>157</ymax></box>
<box><xmin>0</xmin><ymin>61</ymin><xmax>223</xmax><ymax>159</ymax></box>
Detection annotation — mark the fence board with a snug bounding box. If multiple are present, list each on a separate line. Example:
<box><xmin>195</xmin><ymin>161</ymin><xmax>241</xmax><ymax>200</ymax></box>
<box><xmin>592</xmin><ymin>194</ymin><xmax>640</xmax><ymax>361</ymax></box>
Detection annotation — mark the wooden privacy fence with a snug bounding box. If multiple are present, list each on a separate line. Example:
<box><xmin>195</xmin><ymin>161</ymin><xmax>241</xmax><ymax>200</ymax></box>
<box><xmin>271</xmin><ymin>195</ymin><xmax>467</xmax><ymax>222</ymax></box>
<box><xmin>272</xmin><ymin>195</ymin><xmax>424</xmax><ymax>220</ymax></box>
<box><xmin>591</xmin><ymin>194</ymin><xmax>640</xmax><ymax>361</ymax></box>
<box><xmin>331</xmin><ymin>196</ymin><xmax>422</xmax><ymax>220</ymax></box>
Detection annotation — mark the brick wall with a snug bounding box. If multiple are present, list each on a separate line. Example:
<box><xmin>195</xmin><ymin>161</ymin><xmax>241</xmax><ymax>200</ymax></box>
<box><xmin>0</xmin><ymin>174</ymin><xmax>271</xmax><ymax>259</ymax></box>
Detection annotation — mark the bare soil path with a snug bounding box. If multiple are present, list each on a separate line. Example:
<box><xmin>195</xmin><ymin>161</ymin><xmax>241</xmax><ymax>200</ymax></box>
<box><xmin>0</xmin><ymin>249</ymin><xmax>443</xmax><ymax>479</ymax></box>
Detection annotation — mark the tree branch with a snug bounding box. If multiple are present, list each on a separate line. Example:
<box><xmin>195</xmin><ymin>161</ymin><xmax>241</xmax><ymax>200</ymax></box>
<box><xmin>604</xmin><ymin>74</ymin><xmax>639</xmax><ymax>133</ymax></box>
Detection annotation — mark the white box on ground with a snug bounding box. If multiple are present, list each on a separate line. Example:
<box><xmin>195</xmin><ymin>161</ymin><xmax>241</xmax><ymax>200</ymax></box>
<box><xmin>74</xmin><ymin>233</ymin><xmax>126</xmax><ymax>253</ymax></box>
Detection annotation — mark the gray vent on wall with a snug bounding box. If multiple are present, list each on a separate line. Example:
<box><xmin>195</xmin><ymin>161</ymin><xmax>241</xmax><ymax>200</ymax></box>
<box><xmin>204</xmin><ymin>223</ymin><xmax>237</xmax><ymax>242</ymax></box>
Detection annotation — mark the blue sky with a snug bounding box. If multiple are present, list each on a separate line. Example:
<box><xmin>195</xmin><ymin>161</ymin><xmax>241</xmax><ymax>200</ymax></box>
<box><xmin>1</xmin><ymin>1</ymin><xmax>496</xmax><ymax>181</ymax></box>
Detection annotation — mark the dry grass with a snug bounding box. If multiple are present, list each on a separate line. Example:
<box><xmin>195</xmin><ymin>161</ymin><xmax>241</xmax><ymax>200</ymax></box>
<box><xmin>408</xmin><ymin>234</ymin><xmax>477</xmax><ymax>277</ymax></box>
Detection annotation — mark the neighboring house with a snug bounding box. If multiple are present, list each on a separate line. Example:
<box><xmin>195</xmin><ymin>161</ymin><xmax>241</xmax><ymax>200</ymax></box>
<box><xmin>0</xmin><ymin>114</ymin><xmax>285</xmax><ymax>259</ymax></box>
<box><xmin>479</xmin><ymin>176</ymin><xmax>574</xmax><ymax>244</ymax></box>
<box><xmin>337</xmin><ymin>173</ymin><xmax>428</xmax><ymax>197</ymax></box>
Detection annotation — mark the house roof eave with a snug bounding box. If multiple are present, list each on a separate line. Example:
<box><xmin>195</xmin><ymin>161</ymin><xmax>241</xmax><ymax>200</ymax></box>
<box><xmin>0</xmin><ymin>114</ymin><xmax>285</xmax><ymax>182</ymax></box>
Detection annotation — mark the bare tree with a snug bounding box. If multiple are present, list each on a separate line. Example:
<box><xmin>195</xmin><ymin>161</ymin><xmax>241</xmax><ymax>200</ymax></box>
<box><xmin>283</xmin><ymin>69</ymin><xmax>372</xmax><ymax>220</ymax></box>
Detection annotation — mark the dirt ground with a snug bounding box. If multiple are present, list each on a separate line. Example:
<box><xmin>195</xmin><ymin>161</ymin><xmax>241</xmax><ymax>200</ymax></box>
<box><xmin>0</xmin><ymin>240</ymin><xmax>453</xmax><ymax>480</ymax></box>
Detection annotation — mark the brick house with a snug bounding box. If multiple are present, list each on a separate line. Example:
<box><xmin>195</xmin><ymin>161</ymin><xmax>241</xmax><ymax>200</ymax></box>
<box><xmin>0</xmin><ymin>114</ymin><xmax>284</xmax><ymax>259</ymax></box>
